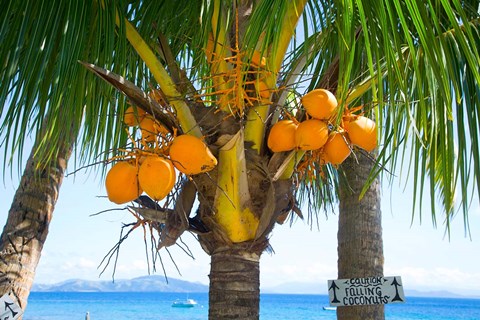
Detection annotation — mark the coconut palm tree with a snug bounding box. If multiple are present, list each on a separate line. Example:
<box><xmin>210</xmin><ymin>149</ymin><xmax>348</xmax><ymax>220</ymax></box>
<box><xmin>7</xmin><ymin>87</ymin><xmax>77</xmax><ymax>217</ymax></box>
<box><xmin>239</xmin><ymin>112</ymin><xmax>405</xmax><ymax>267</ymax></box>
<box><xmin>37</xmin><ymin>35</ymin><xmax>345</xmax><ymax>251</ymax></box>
<box><xmin>0</xmin><ymin>2</ymin><xmax>127</xmax><ymax>316</ymax></box>
<box><xmin>0</xmin><ymin>121</ymin><xmax>75</xmax><ymax>312</ymax></box>
<box><xmin>1</xmin><ymin>1</ymin><xmax>479</xmax><ymax>320</ymax></box>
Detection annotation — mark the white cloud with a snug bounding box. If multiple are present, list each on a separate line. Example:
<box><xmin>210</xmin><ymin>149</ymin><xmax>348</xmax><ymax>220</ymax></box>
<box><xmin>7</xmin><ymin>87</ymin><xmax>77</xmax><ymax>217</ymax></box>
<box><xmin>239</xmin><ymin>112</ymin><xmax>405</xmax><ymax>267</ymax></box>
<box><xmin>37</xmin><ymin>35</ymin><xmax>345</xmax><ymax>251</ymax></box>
<box><xmin>61</xmin><ymin>257</ymin><xmax>97</xmax><ymax>270</ymax></box>
<box><xmin>261</xmin><ymin>259</ymin><xmax>337</xmax><ymax>287</ymax></box>
<box><xmin>386</xmin><ymin>265</ymin><xmax>480</xmax><ymax>294</ymax></box>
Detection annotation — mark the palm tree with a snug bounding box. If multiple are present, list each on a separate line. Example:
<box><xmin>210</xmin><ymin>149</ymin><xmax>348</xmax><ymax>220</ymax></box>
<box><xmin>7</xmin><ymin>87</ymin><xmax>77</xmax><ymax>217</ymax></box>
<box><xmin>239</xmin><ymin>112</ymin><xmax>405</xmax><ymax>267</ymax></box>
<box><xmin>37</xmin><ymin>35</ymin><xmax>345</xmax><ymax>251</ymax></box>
<box><xmin>1</xmin><ymin>1</ymin><xmax>479</xmax><ymax>320</ymax></box>
<box><xmin>335</xmin><ymin>3</ymin><xmax>480</xmax><ymax>318</ymax></box>
<box><xmin>0</xmin><ymin>121</ymin><xmax>75</xmax><ymax>312</ymax></box>
<box><xmin>0</xmin><ymin>2</ymin><xmax>126</xmax><ymax>316</ymax></box>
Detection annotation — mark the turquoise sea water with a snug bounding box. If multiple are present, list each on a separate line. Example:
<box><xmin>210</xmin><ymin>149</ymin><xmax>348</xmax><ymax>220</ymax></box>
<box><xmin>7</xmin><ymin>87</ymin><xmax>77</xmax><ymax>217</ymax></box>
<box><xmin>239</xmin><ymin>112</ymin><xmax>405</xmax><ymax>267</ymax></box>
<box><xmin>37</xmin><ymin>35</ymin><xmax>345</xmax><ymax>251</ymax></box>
<box><xmin>23</xmin><ymin>292</ymin><xmax>480</xmax><ymax>320</ymax></box>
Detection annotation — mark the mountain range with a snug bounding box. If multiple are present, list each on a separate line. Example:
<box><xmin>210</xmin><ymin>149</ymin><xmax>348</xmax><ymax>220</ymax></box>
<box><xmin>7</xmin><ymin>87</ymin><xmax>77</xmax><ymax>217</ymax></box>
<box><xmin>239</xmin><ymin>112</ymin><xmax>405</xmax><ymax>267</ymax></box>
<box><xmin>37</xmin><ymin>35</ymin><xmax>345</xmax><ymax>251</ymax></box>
<box><xmin>31</xmin><ymin>276</ymin><xmax>479</xmax><ymax>299</ymax></box>
<box><xmin>31</xmin><ymin>275</ymin><xmax>208</xmax><ymax>293</ymax></box>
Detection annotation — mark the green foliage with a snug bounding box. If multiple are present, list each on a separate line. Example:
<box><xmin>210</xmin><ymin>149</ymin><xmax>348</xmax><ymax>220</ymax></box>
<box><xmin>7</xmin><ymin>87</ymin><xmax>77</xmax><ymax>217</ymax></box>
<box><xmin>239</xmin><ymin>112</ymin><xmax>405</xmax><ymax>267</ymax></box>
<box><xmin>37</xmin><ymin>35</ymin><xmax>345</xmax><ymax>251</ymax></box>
<box><xmin>0</xmin><ymin>0</ymin><xmax>132</xmax><ymax>173</ymax></box>
<box><xmin>1</xmin><ymin>0</ymin><xmax>479</xmax><ymax>232</ymax></box>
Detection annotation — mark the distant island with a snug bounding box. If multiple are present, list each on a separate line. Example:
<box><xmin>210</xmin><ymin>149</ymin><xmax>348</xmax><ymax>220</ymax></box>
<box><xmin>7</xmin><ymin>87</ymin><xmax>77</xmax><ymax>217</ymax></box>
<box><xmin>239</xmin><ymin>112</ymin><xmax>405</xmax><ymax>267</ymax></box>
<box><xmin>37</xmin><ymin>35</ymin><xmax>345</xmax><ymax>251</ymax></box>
<box><xmin>31</xmin><ymin>276</ymin><xmax>479</xmax><ymax>299</ymax></box>
<box><xmin>31</xmin><ymin>275</ymin><xmax>208</xmax><ymax>293</ymax></box>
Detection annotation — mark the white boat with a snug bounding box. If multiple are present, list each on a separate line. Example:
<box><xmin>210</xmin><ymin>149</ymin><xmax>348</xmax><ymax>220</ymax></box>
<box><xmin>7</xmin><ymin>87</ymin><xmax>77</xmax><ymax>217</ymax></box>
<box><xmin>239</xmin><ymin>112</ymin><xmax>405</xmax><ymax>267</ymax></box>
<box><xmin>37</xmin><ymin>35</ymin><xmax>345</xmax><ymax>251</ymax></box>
<box><xmin>171</xmin><ymin>298</ymin><xmax>198</xmax><ymax>308</ymax></box>
<box><xmin>323</xmin><ymin>306</ymin><xmax>337</xmax><ymax>311</ymax></box>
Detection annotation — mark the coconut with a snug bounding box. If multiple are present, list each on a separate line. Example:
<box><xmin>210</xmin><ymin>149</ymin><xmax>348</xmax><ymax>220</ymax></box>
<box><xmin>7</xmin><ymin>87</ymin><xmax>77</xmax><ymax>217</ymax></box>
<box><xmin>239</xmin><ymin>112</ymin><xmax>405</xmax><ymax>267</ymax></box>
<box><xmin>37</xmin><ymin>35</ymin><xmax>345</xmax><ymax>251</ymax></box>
<box><xmin>295</xmin><ymin>119</ymin><xmax>329</xmax><ymax>150</ymax></box>
<box><xmin>140</xmin><ymin>116</ymin><xmax>168</xmax><ymax>143</ymax></box>
<box><xmin>124</xmin><ymin>106</ymin><xmax>147</xmax><ymax>126</ymax></box>
<box><xmin>323</xmin><ymin>132</ymin><xmax>351</xmax><ymax>165</ymax></box>
<box><xmin>138</xmin><ymin>157</ymin><xmax>176</xmax><ymax>201</ymax></box>
<box><xmin>345</xmin><ymin>116</ymin><xmax>377</xmax><ymax>151</ymax></box>
<box><xmin>255</xmin><ymin>80</ymin><xmax>271</xmax><ymax>99</ymax></box>
<box><xmin>300</xmin><ymin>89</ymin><xmax>338</xmax><ymax>120</ymax></box>
<box><xmin>169</xmin><ymin>135</ymin><xmax>218</xmax><ymax>175</ymax></box>
<box><xmin>251</xmin><ymin>50</ymin><xmax>266</xmax><ymax>67</ymax></box>
<box><xmin>267</xmin><ymin>120</ymin><xmax>298</xmax><ymax>152</ymax></box>
<box><xmin>105</xmin><ymin>161</ymin><xmax>142</xmax><ymax>204</ymax></box>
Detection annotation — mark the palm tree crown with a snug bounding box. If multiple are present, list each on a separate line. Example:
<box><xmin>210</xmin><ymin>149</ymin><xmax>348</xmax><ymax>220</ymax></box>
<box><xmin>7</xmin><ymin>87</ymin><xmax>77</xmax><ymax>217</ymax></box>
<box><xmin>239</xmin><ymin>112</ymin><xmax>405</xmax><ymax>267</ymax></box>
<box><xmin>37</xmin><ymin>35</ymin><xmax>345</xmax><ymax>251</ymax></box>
<box><xmin>2</xmin><ymin>1</ymin><xmax>479</xmax><ymax>319</ymax></box>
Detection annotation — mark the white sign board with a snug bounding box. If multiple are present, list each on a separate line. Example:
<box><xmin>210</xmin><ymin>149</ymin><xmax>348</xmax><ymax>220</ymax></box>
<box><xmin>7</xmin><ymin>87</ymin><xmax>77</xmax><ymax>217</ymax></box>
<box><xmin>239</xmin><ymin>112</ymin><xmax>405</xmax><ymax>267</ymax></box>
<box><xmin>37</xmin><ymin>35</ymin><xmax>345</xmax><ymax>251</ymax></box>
<box><xmin>0</xmin><ymin>294</ymin><xmax>23</xmax><ymax>320</ymax></box>
<box><xmin>328</xmin><ymin>276</ymin><xmax>405</xmax><ymax>307</ymax></box>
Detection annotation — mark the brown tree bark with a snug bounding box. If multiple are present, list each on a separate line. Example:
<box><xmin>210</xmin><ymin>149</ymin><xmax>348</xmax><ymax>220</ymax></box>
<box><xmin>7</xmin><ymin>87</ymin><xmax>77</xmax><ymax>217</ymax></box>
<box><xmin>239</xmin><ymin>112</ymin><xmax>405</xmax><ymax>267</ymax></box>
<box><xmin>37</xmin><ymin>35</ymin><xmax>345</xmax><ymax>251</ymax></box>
<box><xmin>208</xmin><ymin>248</ymin><xmax>261</xmax><ymax>320</ymax></box>
<box><xmin>337</xmin><ymin>152</ymin><xmax>384</xmax><ymax>320</ymax></box>
<box><xmin>0</xmin><ymin>138</ymin><xmax>73</xmax><ymax>314</ymax></box>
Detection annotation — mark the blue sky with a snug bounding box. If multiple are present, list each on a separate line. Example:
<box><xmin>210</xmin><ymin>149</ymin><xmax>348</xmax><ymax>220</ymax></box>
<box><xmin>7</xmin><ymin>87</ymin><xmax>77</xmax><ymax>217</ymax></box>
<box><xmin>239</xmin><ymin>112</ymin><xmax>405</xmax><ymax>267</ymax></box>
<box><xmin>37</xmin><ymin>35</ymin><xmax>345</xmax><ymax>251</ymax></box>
<box><xmin>1</xmin><ymin>151</ymin><xmax>480</xmax><ymax>296</ymax></box>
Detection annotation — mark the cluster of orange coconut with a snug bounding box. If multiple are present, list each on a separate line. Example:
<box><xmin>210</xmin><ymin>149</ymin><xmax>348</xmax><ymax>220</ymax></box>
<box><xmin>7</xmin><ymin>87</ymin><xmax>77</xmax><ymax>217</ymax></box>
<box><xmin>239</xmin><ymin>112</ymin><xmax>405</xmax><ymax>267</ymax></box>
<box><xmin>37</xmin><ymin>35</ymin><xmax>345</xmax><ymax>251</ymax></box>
<box><xmin>105</xmin><ymin>96</ymin><xmax>218</xmax><ymax>205</ymax></box>
<box><xmin>267</xmin><ymin>89</ymin><xmax>377</xmax><ymax>165</ymax></box>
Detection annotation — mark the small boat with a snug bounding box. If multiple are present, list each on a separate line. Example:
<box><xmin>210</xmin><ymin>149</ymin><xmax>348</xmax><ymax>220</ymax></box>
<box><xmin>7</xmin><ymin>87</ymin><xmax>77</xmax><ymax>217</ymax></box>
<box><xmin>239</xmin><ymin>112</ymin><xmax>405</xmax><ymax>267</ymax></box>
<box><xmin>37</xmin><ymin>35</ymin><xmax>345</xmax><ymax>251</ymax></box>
<box><xmin>323</xmin><ymin>306</ymin><xmax>337</xmax><ymax>311</ymax></box>
<box><xmin>171</xmin><ymin>298</ymin><xmax>198</xmax><ymax>308</ymax></box>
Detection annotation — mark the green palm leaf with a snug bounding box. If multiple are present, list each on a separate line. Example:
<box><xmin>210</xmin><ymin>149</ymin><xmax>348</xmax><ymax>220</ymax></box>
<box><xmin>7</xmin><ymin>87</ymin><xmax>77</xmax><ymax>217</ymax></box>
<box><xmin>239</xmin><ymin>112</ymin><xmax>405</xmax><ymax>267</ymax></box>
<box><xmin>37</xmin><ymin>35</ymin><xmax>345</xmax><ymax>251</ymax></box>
<box><xmin>1</xmin><ymin>0</ymin><xmax>479</xmax><ymax>231</ymax></box>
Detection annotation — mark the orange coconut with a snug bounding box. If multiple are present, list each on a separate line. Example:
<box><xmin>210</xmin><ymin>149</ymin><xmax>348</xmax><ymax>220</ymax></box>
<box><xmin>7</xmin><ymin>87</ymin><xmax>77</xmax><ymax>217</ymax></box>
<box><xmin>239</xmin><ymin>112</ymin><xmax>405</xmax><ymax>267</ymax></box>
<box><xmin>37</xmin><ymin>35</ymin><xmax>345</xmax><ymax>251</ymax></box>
<box><xmin>124</xmin><ymin>106</ymin><xmax>147</xmax><ymax>126</ymax></box>
<box><xmin>105</xmin><ymin>161</ymin><xmax>142</xmax><ymax>204</ymax></box>
<box><xmin>251</xmin><ymin>50</ymin><xmax>266</xmax><ymax>67</ymax></box>
<box><xmin>295</xmin><ymin>119</ymin><xmax>329</xmax><ymax>150</ymax></box>
<box><xmin>345</xmin><ymin>116</ymin><xmax>377</xmax><ymax>151</ymax></box>
<box><xmin>138</xmin><ymin>157</ymin><xmax>176</xmax><ymax>201</ymax></box>
<box><xmin>323</xmin><ymin>132</ymin><xmax>351</xmax><ymax>165</ymax></box>
<box><xmin>300</xmin><ymin>89</ymin><xmax>338</xmax><ymax>120</ymax></box>
<box><xmin>140</xmin><ymin>116</ymin><xmax>169</xmax><ymax>143</ymax></box>
<box><xmin>267</xmin><ymin>120</ymin><xmax>298</xmax><ymax>152</ymax></box>
<box><xmin>255</xmin><ymin>81</ymin><xmax>271</xmax><ymax>99</ymax></box>
<box><xmin>169</xmin><ymin>135</ymin><xmax>218</xmax><ymax>175</ymax></box>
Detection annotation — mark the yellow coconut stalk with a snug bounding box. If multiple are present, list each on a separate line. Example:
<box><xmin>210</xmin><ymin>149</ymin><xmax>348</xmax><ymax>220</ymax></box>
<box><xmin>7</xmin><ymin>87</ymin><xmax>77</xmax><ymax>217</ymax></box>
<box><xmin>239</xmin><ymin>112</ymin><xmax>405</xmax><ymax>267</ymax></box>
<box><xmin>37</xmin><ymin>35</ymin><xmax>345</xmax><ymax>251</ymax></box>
<box><xmin>116</xmin><ymin>14</ymin><xmax>201</xmax><ymax>138</ymax></box>
<box><xmin>244</xmin><ymin>104</ymin><xmax>270</xmax><ymax>153</ymax></box>
<box><xmin>274</xmin><ymin>150</ymin><xmax>306</xmax><ymax>181</ymax></box>
<box><xmin>271</xmin><ymin>0</ymin><xmax>308</xmax><ymax>74</ymax></box>
<box><xmin>209</xmin><ymin>0</ymin><xmax>234</xmax><ymax>112</ymax></box>
<box><xmin>213</xmin><ymin>131</ymin><xmax>259</xmax><ymax>242</ymax></box>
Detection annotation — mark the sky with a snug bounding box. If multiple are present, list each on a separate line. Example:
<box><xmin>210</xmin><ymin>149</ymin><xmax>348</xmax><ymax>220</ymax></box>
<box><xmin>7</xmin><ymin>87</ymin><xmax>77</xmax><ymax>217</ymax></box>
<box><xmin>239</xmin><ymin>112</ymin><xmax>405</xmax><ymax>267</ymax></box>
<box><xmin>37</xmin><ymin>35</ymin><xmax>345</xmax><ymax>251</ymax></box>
<box><xmin>1</xmin><ymin>148</ymin><xmax>480</xmax><ymax>297</ymax></box>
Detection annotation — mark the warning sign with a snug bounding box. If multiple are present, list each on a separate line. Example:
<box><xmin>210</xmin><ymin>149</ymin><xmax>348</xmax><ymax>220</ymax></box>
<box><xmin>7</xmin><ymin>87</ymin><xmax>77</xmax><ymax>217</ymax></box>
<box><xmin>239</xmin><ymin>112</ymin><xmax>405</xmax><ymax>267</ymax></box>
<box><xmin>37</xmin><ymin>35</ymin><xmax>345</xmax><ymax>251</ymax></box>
<box><xmin>327</xmin><ymin>276</ymin><xmax>405</xmax><ymax>307</ymax></box>
<box><xmin>0</xmin><ymin>294</ymin><xmax>23</xmax><ymax>320</ymax></box>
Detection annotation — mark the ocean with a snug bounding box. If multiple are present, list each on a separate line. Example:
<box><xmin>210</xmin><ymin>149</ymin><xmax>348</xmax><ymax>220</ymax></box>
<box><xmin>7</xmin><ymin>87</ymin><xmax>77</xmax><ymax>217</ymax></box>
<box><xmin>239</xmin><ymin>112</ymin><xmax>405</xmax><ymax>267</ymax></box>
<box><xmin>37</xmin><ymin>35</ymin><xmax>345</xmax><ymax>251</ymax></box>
<box><xmin>22</xmin><ymin>292</ymin><xmax>480</xmax><ymax>320</ymax></box>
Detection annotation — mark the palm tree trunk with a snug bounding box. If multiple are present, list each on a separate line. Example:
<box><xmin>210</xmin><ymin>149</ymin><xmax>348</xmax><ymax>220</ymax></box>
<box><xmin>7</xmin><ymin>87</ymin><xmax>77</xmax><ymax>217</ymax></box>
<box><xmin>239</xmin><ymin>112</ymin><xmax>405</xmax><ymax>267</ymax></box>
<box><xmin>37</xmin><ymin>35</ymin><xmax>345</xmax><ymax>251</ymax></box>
<box><xmin>0</xmin><ymin>138</ymin><xmax>73</xmax><ymax>314</ymax></box>
<box><xmin>337</xmin><ymin>152</ymin><xmax>384</xmax><ymax>320</ymax></box>
<box><xmin>208</xmin><ymin>248</ymin><xmax>260</xmax><ymax>320</ymax></box>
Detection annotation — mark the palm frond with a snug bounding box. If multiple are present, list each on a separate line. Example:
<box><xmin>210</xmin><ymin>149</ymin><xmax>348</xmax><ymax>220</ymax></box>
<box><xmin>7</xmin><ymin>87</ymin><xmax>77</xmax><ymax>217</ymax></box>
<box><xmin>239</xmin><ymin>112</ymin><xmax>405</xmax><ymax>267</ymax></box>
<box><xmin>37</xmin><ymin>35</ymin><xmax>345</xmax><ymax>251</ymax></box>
<box><xmin>0</xmin><ymin>1</ymin><xmax>131</xmax><ymax>172</ymax></box>
<box><xmin>1</xmin><ymin>0</ymin><xmax>479</xmax><ymax>233</ymax></box>
<box><xmin>289</xmin><ymin>0</ymin><xmax>480</xmax><ymax>231</ymax></box>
